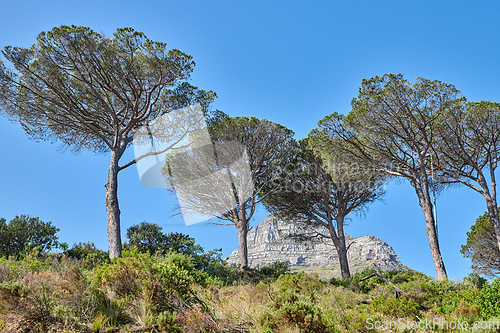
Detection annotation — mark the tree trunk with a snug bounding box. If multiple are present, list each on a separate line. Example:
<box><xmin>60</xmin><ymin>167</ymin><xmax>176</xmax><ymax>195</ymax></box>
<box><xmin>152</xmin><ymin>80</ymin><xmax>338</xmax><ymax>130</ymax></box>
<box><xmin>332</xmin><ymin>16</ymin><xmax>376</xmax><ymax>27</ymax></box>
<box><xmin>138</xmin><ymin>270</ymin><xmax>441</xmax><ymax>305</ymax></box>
<box><xmin>236</xmin><ymin>222</ymin><xmax>248</xmax><ymax>270</ymax></box>
<box><xmin>336</xmin><ymin>240</ymin><xmax>351</xmax><ymax>279</ymax></box>
<box><xmin>106</xmin><ymin>147</ymin><xmax>124</xmax><ymax>260</ymax></box>
<box><xmin>414</xmin><ymin>178</ymin><xmax>447</xmax><ymax>280</ymax></box>
<box><xmin>486</xmin><ymin>201</ymin><xmax>500</xmax><ymax>252</ymax></box>
<box><xmin>328</xmin><ymin>216</ymin><xmax>351</xmax><ymax>279</ymax></box>
<box><xmin>478</xmin><ymin>175</ymin><xmax>500</xmax><ymax>254</ymax></box>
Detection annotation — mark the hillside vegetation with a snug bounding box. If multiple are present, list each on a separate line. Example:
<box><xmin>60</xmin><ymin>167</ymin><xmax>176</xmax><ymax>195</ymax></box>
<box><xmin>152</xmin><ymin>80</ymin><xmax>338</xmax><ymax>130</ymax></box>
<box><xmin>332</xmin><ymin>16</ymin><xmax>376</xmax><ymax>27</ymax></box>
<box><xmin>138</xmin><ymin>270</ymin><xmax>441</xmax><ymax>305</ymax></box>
<box><xmin>1</xmin><ymin>249</ymin><xmax>500</xmax><ymax>333</ymax></box>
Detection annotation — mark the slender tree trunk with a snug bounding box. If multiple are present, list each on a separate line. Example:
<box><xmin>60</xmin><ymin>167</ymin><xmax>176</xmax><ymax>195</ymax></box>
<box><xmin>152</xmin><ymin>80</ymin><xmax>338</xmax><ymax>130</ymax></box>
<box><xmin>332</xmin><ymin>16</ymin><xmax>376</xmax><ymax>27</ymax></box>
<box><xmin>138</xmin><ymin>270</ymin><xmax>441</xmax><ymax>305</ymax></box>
<box><xmin>106</xmin><ymin>147</ymin><xmax>124</xmax><ymax>260</ymax></box>
<box><xmin>328</xmin><ymin>216</ymin><xmax>351</xmax><ymax>279</ymax></box>
<box><xmin>414</xmin><ymin>177</ymin><xmax>447</xmax><ymax>280</ymax></box>
<box><xmin>485</xmin><ymin>201</ymin><xmax>500</xmax><ymax>252</ymax></box>
<box><xmin>236</xmin><ymin>221</ymin><xmax>248</xmax><ymax>270</ymax></box>
<box><xmin>478</xmin><ymin>174</ymin><xmax>500</xmax><ymax>253</ymax></box>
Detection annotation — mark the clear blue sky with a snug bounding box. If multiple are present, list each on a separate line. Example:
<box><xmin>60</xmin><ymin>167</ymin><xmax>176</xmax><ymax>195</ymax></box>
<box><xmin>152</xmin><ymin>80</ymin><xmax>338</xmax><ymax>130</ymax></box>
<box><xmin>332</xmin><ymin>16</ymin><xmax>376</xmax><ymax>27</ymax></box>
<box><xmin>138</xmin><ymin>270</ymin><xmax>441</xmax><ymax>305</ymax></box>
<box><xmin>1</xmin><ymin>0</ymin><xmax>499</xmax><ymax>280</ymax></box>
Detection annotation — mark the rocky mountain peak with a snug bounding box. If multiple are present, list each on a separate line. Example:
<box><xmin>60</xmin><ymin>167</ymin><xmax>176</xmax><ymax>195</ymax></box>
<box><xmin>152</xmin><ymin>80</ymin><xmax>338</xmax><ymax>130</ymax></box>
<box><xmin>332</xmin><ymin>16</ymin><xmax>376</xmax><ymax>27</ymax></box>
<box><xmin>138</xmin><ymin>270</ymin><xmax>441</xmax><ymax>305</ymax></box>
<box><xmin>227</xmin><ymin>214</ymin><xmax>407</xmax><ymax>277</ymax></box>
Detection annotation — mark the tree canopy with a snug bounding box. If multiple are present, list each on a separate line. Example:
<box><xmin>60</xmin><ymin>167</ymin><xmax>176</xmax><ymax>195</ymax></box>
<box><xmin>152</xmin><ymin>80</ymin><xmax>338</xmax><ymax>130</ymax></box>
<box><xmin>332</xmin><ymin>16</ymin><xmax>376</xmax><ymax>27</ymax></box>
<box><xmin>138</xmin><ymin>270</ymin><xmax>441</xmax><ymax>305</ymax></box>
<box><xmin>315</xmin><ymin>74</ymin><xmax>461</xmax><ymax>280</ymax></box>
<box><xmin>0</xmin><ymin>25</ymin><xmax>215</xmax><ymax>259</ymax></box>
<box><xmin>163</xmin><ymin>116</ymin><xmax>297</xmax><ymax>268</ymax></box>
<box><xmin>0</xmin><ymin>215</ymin><xmax>59</xmax><ymax>257</ymax></box>
<box><xmin>434</xmin><ymin>100</ymin><xmax>500</xmax><ymax>254</ymax></box>
<box><xmin>124</xmin><ymin>222</ymin><xmax>221</xmax><ymax>270</ymax></box>
<box><xmin>125</xmin><ymin>221</ymin><xmax>204</xmax><ymax>256</ymax></box>
<box><xmin>262</xmin><ymin>138</ymin><xmax>385</xmax><ymax>278</ymax></box>
<box><xmin>461</xmin><ymin>208</ymin><xmax>500</xmax><ymax>278</ymax></box>
<box><xmin>0</xmin><ymin>26</ymin><xmax>214</xmax><ymax>151</ymax></box>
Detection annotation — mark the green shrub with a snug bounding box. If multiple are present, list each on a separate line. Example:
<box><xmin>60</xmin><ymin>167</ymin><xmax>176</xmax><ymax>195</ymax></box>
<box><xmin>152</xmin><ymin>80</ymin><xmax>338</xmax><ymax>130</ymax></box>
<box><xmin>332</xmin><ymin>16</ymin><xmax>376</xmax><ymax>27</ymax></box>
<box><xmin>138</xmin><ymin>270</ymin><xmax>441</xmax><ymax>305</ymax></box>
<box><xmin>205</xmin><ymin>260</ymin><xmax>290</xmax><ymax>285</ymax></box>
<box><xmin>156</xmin><ymin>310</ymin><xmax>181</xmax><ymax>332</ymax></box>
<box><xmin>263</xmin><ymin>288</ymin><xmax>325</xmax><ymax>332</ymax></box>
<box><xmin>383</xmin><ymin>269</ymin><xmax>431</xmax><ymax>285</ymax></box>
<box><xmin>477</xmin><ymin>278</ymin><xmax>500</xmax><ymax>319</ymax></box>
<box><xmin>330</xmin><ymin>269</ymin><xmax>384</xmax><ymax>294</ymax></box>
<box><xmin>462</xmin><ymin>272</ymin><xmax>487</xmax><ymax>290</ymax></box>
<box><xmin>258</xmin><ymin>261</ymin><xmax>290</xmax><ymax>280</ymax></box>
<box><xmin>25</xmin><ymin>282</ymin><xmax>57</xmax><ymax>331</ymax></box>
<box><xmin>331</xmin><ymin>269</ymin><xmax>431</xmax><ymax>295</ymax></box>
<box><xmin>399</xmin><ymin>277</ymin><xmax>457</xmax><ymax>309</ymax></box>
<box><xmin>91</xmin><ymin>248</ymin><xmax>152</xmax><ymax>299</ymax></box>
<box><xmin>65</xmin><ymin>241</ymin><xmax>108</xmax><ymax>268</ymax></box>
<box><xmin>370</xmin><ymin>296</ymin><xmax>421</xmax><ymax>319</ymax></box>
<box><xmin>0</xmin><ymin>280</ymin><xmax>27</xmax><ymax>297</ymax></box>
<box><xmin>439</xmin><ymin>288</ymin><xmax>479</xmax><ymax>315</ymax></box>
<box><xmin>90</xmin><ymin>247</ymin><xmax>211</xmax><ymax>328</ymax></box>
<box><xmin>343</xmin><ymin>307</ymin><xmax>379</xmax><ymax>333</ymax></box>
<box><xmin>155</xmin><ymin>252</ymin><xmax>199</xmax><ymax>299</ymax></box>
<box><xmin>276</xmin><ymin>272</ymin><xmax>326</xmax><ymax>295</ymax></box>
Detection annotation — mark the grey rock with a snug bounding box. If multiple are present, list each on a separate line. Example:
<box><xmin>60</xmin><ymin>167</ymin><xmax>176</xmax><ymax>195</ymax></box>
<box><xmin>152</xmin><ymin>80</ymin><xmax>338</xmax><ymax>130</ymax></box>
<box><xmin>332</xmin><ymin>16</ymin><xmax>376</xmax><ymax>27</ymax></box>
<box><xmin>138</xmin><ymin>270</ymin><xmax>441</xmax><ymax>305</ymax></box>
<box><xmin>226</xmin><ymin>214</ymin><xmax>407</xmax><ymax>278</ymax></box>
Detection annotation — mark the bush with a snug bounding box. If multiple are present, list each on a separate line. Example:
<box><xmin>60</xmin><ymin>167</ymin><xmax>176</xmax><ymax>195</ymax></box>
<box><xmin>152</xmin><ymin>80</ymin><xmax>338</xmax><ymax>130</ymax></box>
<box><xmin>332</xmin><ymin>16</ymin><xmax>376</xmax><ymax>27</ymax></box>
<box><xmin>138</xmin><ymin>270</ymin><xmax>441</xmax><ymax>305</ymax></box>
<box><xmin>124</xmin><ymin>222</ymin><xmax>223</xmax><ymax>270</ymax></box>
<box><xmin>262</xmin><ymin>288</ymin><xmax>325</xmax><ymax>332</ymax></box>
<box><xmin>370</xmin><ymin>295</ymin><xmax>421</xmax><ymax>319</ymax></box>
<box><xmin>3</xmin><ymin>236</ymin><xmax>500</xmax><ymax>332</ymax></box>
<box><xmin>156</xmin><ymin>310</ymin><xmax>181</xmax><ymax>332</ymax></box>
<box><xmin>439</xmin><ymin>288</ymin><xmax>480</xmax><ymax>317</ymax></box>
<box><xmin>330</xmin><ymin>269</ymin><xmax>430</xmax><ymax>295</ymax></box>
<box><xmin>64</xmin><ymin>241</ymin><xmax>108</xmax><ymax>267</ymax></box>
<box><xmin>205</xmin><ymin>260</ymin><xmax>290</xmax><ymax>285</ymax></box>
<box><xmin>154</xmin><ymin>251</ymin><xmax>205</xmax><ymax>299</ymax></box>
<box><xmin>462</xmin><ymin>272</ymin><xmax>487</xmax><ymax>290</ymax></box>
<box><xmin>477</xmin><ymin>278</ymin><xmax>500</xmax><ymax>319</ymax></box>
<box><xmin>90</xmin><ymin>247</ymin><xmax>211</xmax><ymax>329</ymax></box>
<box><xmin>0</xmin><ymin>215</ymin><xmax>60</xmax><ymax>258</ymax></box>
<box><xmin>276</xmin><ymin>272</ymin><xmax>326</xmax><ymax>294</ymax></box>
<box><xmin>91</xmin><ymin>248</ymin><xmax>152</xmax><ymax>298</ymax></box>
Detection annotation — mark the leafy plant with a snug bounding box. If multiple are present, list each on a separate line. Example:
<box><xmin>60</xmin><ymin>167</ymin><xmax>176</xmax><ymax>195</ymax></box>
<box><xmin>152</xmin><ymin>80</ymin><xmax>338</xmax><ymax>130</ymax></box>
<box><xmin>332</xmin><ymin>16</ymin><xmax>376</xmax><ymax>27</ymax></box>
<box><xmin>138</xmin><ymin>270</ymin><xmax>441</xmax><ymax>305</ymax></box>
<box><xmin>477</xmin><ymin>278</ymin><xmax>500</xmax><ymax>318</ymax></box>
<box><xmin>156</xmin><ymin>311</ymin><xmax>181</xmax><ymax>332</ymax></box>
<box><xmin>370</xmin><ymin>296</ymin><xmax>421</xmax><ymax>319</ymax></box>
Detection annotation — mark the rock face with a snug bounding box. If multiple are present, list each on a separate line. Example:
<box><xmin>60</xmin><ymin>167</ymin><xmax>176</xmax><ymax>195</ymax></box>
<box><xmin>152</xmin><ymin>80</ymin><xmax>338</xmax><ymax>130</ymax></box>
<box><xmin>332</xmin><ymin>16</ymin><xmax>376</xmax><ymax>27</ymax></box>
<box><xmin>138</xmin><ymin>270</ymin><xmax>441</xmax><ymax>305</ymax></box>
<box><xmin>227</xmin><ymin>214</ymin><xmax>407</xmax><ymax>277</ymax></box>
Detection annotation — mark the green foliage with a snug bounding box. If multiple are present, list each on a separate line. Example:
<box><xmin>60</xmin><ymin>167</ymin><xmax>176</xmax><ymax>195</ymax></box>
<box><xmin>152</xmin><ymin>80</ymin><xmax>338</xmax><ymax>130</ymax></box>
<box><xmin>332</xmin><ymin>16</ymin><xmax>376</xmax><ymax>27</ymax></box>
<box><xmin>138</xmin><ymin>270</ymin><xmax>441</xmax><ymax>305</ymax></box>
<box><xmin>64</xmin><ymin>241</ymin><xmax>108</xmax><ymax>265</ymax></box>
<box><xmin>277</xmin><ymin>272</ymin><xmax>326</xmax><ymax>294</ymax></box>
<box><xmin>399</xmin><ymin>277</ymin><xmax>457</xmax><ymax>309</ymax></box>
<box><xmin>331</xmin><ymin>269</ymin><xmax>432</xmax><ymax>295</ymax></box>
<box><xmin>156</xmin><ymin>311</ymin><xmax>181</xmax><ymax>332</ymax></box>
<box><xmin>462</xmin><ymin>272</ymin><xmax>488</xmax><ymax>290</ymax></box>
<box><xmin>461</xmin><ymin>208</ymin><xmax>500</xmax><ymax>278</ymax></box>
<box><xmin>206</xmin><ymin>260</ymin><xmax>290</xmax><ymax>285</ymax></box>
<box><xmin>439</xmin><ymin>288</ymin><xmax>480</xmax><ymax>320</ymax></box>
<box><xmin>383</xmin><ymin>269</ymin><xmax>432</xmax><ymax>285</ymax></box>
<box><xmin>91</xmin><ymin>247</ymin><xmax>154</xmax><ymax>297</ymax></box>
<box><xmin>1</xmin><ymin>250</ymin><xmax>500</xmax><ymax>333</ymax></box>
<box><xmin>0</xmin><ymin>215</ymin><xmax>59</xmax><ymax>258</ymax></box>
<box><xmin>477</xmin><ymin>279</ymin><xmax>500</xmax><ymax>319</ymax></box>
<box><xmin>258</xmin><ymin>261</ymin><xmax>291</xmax><ymax>280</ymax></box>
<box><xmin>25</xmin><ymin>282</ymin><xmax>57</xmax><ymax>329</ymax></box>
<box><xmin>154</xmin><ymin>251</ymin><xmax>206</xmax><ymax>297</ymax></box>
<box><xmin>370</xmin><ymin>296</ymin><xmax>421</xmax><ymax>319</ymax></box>
<box><xmin>125</xmin><ymin>222</ymin><xmax>172</xmax><ymax>255</ymax></box>
<box><xmin>0</xmin><ymin>280</ymin><xmax>27</xmax><ymax>297</ymax></box>
<box><xmin>0</xmin><ymin>25</ymin><xmax>215</xmax><ymax>152</ymax></box>
<box><xmin>92</xmin><ymin>247</ymin><xmax>207</xmax><ymax>308</ymax></box>
<box><xmin>124</xmin><ymin>222</ymin><xmax>222</xmax><ymax>270</ymax></box>
<box><xmin>263</xmin><ymin>289</ymin><xmax>326</xmax><ymax>332</ymax></box>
